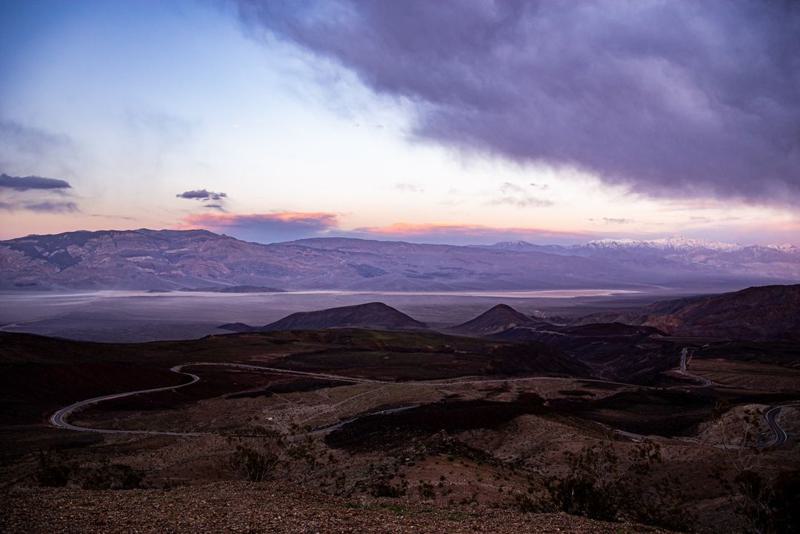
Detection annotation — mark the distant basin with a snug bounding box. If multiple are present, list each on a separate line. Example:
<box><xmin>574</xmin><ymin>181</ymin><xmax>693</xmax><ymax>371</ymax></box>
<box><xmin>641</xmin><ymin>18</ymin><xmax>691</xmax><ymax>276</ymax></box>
<box><xmin>0</xmin><ymin>288</ymin><xmax>640</xmax><ymax>300</ymax></box>
<box><xmin>0</xmin><ymin>288</ymin><xmax>653</xmax><ymax>343</ymax></box>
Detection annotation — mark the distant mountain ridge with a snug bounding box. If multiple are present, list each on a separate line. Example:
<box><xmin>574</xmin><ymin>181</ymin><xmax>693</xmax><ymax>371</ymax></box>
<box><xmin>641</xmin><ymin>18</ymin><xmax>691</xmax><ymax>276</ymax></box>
<box><xmin>490</xmin><ymin>237</ymin><xmax>799</xmax><ymax>253</ymax></box>
<box><xmin>1</xmin><ymin>229</ymin><xmax>798</xmax><ymax>291</ymax></box>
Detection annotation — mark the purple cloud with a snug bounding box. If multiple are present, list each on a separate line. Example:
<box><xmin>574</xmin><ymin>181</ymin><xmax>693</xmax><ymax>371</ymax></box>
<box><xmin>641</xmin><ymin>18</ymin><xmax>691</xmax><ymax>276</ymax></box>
<box><xmin>236</xmin><ymin>0</ymin><xmax>800</xmax><ymax>204</ymax></box>
<box><xmin>176</xmin><ymin>189</ymin><xmax>227</xmax><ymax>201</ymax></box>
<box><xmin>0</xmin><ymin>173</ymin><xmax>71</xmax><ymax>191</ymax></box>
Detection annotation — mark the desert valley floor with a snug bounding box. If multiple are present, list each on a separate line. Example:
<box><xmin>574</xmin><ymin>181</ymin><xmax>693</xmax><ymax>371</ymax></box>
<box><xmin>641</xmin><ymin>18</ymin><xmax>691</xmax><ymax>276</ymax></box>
<box><xmin>1</xmin><ymin>286</ymin><xmax>799</xmax><ymax>532</ymax></box>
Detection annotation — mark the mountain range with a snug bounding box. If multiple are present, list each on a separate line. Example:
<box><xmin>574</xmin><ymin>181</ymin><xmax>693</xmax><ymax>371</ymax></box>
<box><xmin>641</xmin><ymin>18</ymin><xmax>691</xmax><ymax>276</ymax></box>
<box><xmin>1</xmin><ymin>229</ymin><xmax>798</xmax><ymax>291</ymax></box>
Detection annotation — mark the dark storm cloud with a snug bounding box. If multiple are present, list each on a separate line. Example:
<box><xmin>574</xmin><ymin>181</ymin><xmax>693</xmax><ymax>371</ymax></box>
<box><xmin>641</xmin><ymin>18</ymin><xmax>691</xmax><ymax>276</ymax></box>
<box><xmin>236</xmin><ymin>0</ymin><xmax>800</xmax><ymax>204</ymax></box>
<box><xmin>0</xmin><ymin>173</ymin><xmax>72</xmax><ymax>191</ymax></box>
<box><xmin>176</xmin><ymin>189</ymin><xmax>227</xmax><ymax>201</ymax></box>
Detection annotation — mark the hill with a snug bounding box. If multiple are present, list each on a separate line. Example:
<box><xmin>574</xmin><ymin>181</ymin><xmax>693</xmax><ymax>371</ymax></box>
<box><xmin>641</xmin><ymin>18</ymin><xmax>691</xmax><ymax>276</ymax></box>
<box><xmin>491</xmin><ymin>322</ymin><xmax>679</xmax><ymax>384</ymax></box>
<box><xmin>448</xmin><ymin>304</ymin><xmax>538</xmax><ymax>336</ymax></box>
<box><xmin>575</xmin><ymin>284</ymin><xmax>800</xmax><ymax>341</ymax></box>
<box><xmin>640</xmin><ymin>284</ymin><xmax>800</xmax><ymax>341</ymax></box>
<box><xmin>223</xmin><ymin>302</ymin><xmax>429</xmax><ymax>332</ymax></box>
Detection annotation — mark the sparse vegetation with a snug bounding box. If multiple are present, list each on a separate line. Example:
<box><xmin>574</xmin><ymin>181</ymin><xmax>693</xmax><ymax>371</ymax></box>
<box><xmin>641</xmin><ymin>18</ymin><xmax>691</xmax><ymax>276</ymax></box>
<box><xmin>76</xmin><ymin>462</ymin><xmax>143</xmax><ymax>490</ymax></box>
<box><xmin>34</xmin><ymin>450</ymin><xmax>71</xmax><ymax>488</ymax></box>
<box><xmin>34</xmin><ymin>450</ymin><xmax>142</xmax><ymax>490</ymax></box>
<box><xmin>542</xmin><ymin>442</ymin><xmax>693</xmax><ymax>531</ymax></box>
<box><xmin>228</xmin><ymin>426</ymin><xmax>285</xmax><ymax>482</ymax></box>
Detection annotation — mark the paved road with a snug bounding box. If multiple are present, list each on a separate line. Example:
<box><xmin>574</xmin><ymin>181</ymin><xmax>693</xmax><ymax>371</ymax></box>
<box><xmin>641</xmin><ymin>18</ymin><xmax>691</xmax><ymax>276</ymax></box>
<box><xmin>49</xmin><ymin>365</ymin><xmax>205</xmax><ymax>436</ymax></box>
<box><xmin>49</xmin><ymin>361</ymin><xmax>643</xmax><ymax>436</ymax></box>
<box><xmin>49</xmin><ymin>360</ymin><xmax>795</xmax><ymax>446</ymax></box>
<box><xmin>764</xmin><ymin>405</ymin><xmax>789</xmax><ymax>447</ymax></box>
<box><xmin>48</xmin><ymin>362</ymin><xmax>382</xmax><ymax>436</ymax></box>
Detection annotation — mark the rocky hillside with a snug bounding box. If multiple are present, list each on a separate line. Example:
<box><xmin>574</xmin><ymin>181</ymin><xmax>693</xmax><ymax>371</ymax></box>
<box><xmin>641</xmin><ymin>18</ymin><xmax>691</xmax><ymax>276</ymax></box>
<box><xmin>576</xmin><ymin>284</ymin><xmax>800</xmax><ymax>341</ymax></box>
<box><xmin>640</xmin><ymin>284</ymin><xmax>800</xmax><ymax>341</ymax></box>
<box><xmin>492</xmin><ymin>322</ymin><xmax>680</xmax><ymax>384</ymax></box>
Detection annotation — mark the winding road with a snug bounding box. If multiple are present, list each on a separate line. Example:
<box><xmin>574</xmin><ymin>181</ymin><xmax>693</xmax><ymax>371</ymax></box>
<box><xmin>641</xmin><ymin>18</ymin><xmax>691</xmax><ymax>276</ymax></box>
<box><xmin>764</xmin><ymin>405</ymin><xmax>789</xmax><ymax>447</ymax></box>
<box><xmin>47</xmin><ymin>362</ymin><xmax>629</xmax><ymax>436</ymax></box>
<box><xmin>48</xmin><ymin>360</ymin><xmax>794</xmax><ymax>447</ymax></box>
<box><xmin>49</xmin><ymin>365</ymin><xmax>205</xmax><ymax>436</ymax></box>
<box><xmin>48</xmin><ymin>362</ymin><xmax>380</xmax><ymax>436</ymax></box>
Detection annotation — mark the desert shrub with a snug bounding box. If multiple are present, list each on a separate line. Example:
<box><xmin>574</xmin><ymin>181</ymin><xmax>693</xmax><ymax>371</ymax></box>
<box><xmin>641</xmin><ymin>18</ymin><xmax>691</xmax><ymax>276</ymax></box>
<box><xmin>544</xmin><ymin>441</ymin><xmax>693</xmax><ymax>530</ymax></box>
<box><xmin>735</xmin><ymin>469</ymin><xmax>800</xmax><ymax>534</ymax></box>
<box><xmin>77</xmin><ymin>463</ymin><xmax>143</xmax><ymax>490</ymax></box>
<box><xmin>35</xmin><ymin>451</ymin><xmax>142</xmax><ymax>490</ymax></box>
<box><xmin>371</xmin><ymin>480</ymin><xmax>406</xmax><ymax>498</ymax></box>
<box><xmin>227</xmin><ymin>425</ymin><xmax>288</xmax><ymax>482</ymax></box>
<box><xmin>418</xmin><ymin>481</ymin><xmax>436</xmax><ymax>499</ymax></box>
<box><xmin>514</xmin><ymin>493</ymin><xmax>545</xmax><ymax>513</ymax></box>
<box><xmin>546</xmin><ymin>444</ymin><xmax>621</xmax><ymax>521</ymax></box>
<box><xmin>35</xmin><ymin>450</ymin><xmax>71</xmax><ymax>487</ymax></box>
<box><xmin>230</xmin><ymin>444</ymin><xmax>278</xmax><ymax>482</ymax></box>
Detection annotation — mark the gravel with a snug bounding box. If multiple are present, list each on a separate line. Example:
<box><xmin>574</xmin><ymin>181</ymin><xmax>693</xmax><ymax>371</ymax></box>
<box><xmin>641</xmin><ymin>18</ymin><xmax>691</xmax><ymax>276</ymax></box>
<box><xmin>1</xmin><ymin>482</ymin><xmax>670</xmax><ymax>533</ymax></box>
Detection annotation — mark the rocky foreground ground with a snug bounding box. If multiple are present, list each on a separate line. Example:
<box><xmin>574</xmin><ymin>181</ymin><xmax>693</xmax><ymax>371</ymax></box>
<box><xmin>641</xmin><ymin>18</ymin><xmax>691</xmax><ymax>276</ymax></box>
<box><xmin>1</xmin><ymin>482</ymin><xmax>669</xmax><ymax>534</ymax></box>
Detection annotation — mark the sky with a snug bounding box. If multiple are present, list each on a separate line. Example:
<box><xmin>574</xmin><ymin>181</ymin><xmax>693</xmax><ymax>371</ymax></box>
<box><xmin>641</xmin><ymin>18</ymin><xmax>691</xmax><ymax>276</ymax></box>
<box><xmin>1</xmin><ymin>0</ymin><xmax>798</xmax><ymax>246</ymax></box>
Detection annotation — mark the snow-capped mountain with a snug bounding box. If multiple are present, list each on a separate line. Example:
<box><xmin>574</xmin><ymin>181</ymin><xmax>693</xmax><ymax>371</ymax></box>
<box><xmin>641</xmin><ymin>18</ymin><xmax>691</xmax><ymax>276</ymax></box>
<box><xmin>486</xmin><ymin>236</ymin><xmax>800</xmax><ymax>283</ymax></box>
<box><xmin>585</xmin><ymin>237</ymin><xmax>745</xmax><ymax>252</ymax></box>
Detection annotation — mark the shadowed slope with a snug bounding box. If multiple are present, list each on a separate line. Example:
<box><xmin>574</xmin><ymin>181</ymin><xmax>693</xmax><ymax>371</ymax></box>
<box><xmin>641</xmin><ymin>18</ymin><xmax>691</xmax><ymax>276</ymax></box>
<box><xmin>448</xmin><ymin>304</ymin><xmax>538</xmax><ymax>336</ymax></box>
<box><xmin>262</xmin><ymin>302</ymin><xmax>428</xmax><ymax>332</ymax></box>
<box><xmin>577</xmin><ymin>284</ymin><xmax>800</xmax><ymax>341</ymax></box>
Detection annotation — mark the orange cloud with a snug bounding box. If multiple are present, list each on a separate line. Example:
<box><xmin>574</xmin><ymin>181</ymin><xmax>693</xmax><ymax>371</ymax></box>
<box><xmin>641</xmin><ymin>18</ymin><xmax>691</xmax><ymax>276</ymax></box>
<box><xmin>182</xmin><ymin>211</ymin><xmax>339</xmax><ymax>228</ymax></box>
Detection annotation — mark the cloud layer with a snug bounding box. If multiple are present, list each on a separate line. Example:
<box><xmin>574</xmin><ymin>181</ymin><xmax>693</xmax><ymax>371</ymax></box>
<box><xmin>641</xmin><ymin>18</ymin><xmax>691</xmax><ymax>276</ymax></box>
<box><xmin>181</xmin><ymin>211</ymin><xmax>591</xmax><ymax>245</ymax></box>
<box><xmin>238</xmin><ymin>0</ymin><xmax>800</xmax><ymax>204</ymax></box>
<box><xmin>182</xmin><ymin>211</ymin><xmax>339</xmax><ymax>242</ymax></box>
<box><xmin>0</xmin><ymin>173</ymin><xmax>71</xmax><ymax>191</ymax></box>
<box><xmin>0</xmin><ymin>172</ymin><xmax>79</xmax><ymax>213</ymax></box>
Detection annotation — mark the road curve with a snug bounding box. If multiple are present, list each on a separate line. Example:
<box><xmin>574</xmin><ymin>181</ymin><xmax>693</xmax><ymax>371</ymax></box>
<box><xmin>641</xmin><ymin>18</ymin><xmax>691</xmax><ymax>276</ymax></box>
<box><xmin>49</xmin><ymin>365</ymin><xmax>209</xmax><ymax>436</ymax></box>
<box><xmin>48</xmin><ymin>362</ymin><xmax>380</xmax><ymax>436</ymax></box>
<box><xmin>764</xmin><ymin>405</ymin><xmax>789</xmax><ymax>447</ymax></box>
